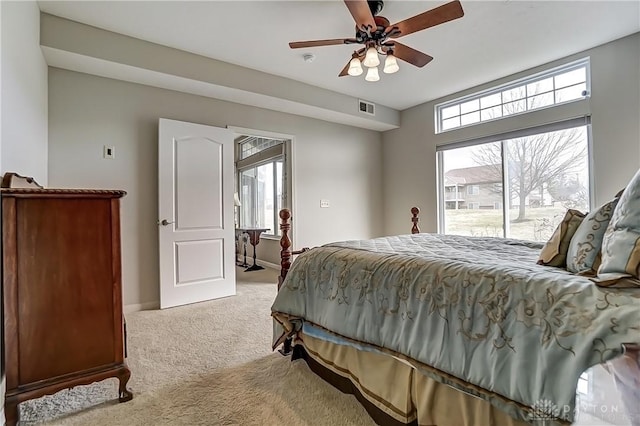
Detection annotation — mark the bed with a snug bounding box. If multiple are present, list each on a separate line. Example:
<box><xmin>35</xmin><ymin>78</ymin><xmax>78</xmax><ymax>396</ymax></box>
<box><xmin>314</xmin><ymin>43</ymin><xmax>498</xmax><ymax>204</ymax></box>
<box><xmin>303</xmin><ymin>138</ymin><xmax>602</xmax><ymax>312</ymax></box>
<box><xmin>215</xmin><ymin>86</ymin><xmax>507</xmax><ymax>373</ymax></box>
<box><xmin>271</xmin><ymin>208</ymin><xmax>640</xmax><ymax>426</ymax></box>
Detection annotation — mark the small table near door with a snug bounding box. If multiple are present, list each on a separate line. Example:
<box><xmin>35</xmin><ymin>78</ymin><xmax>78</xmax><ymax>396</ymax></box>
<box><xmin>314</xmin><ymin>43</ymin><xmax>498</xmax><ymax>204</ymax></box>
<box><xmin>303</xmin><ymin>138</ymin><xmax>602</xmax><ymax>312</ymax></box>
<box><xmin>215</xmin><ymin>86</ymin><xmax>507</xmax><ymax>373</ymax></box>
<box><xmin>236</xmin><ymin>228</ymin><xmax>270</xmax><ymax>271</ymax></box>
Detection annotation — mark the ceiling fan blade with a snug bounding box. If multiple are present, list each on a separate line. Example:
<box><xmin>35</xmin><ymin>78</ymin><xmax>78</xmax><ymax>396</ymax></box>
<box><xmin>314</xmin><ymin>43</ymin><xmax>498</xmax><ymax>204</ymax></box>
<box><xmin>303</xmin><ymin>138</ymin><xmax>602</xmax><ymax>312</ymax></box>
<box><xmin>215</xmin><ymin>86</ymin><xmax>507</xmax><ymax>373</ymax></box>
<box><xmin>339</xmin><ymin>48</ymin><xmax>366</xmax><ymax>77</ymax></box>
<box><xmin>289</xmin><ymin>39</ymin><xmax>354</xmax><ymax>49</ymax></box>
<box><xmin>344</xmin><ymin>0</ymin><xmax>377</xmax><ymax>31</ymax></box>
<box><xmin>391</xmin><ymin>42</ymin><xmax>433</xmax><ymax>67</ymax></box>
<box><xmin>338</xmin><ymin>60</ymin><xmax>352</xmax><ymax>77</ymax></box>
<box><xmin>387</xmin><ymin>0</ymin><xmax>464</xmax><ymax>38</ymax></box>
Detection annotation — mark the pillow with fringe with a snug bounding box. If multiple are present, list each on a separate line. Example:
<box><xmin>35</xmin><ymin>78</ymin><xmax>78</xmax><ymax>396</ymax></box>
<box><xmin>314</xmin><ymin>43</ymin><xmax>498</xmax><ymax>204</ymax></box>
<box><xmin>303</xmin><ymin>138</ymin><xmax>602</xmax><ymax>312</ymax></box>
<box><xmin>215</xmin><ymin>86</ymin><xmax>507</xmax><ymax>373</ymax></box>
<box><xmin>537</xmin><ymin>209</ymin><xmax>585</xmax><ymax>267</ymax></box>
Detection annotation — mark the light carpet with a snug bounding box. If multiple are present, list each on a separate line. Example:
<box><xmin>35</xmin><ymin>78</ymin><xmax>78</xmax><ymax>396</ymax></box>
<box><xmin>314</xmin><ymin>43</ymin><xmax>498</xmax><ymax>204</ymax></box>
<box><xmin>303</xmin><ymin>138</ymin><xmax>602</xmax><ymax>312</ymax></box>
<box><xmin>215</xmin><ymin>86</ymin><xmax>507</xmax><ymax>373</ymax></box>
<box><xmin>20</xmin><ymin>267</ymin><xmax>374</xmax><ymax>425</ymax></box>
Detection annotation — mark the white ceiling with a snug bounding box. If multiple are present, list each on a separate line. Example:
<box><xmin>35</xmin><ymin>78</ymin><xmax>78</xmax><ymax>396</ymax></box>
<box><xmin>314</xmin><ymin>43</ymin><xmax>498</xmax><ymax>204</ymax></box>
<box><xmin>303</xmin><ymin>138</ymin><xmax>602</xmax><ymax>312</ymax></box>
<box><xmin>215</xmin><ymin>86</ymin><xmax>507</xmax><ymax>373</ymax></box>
<box><xmin>38</xmin><ymin>1</ymin><xmax>640</xmax><ymax>111</ymax></box>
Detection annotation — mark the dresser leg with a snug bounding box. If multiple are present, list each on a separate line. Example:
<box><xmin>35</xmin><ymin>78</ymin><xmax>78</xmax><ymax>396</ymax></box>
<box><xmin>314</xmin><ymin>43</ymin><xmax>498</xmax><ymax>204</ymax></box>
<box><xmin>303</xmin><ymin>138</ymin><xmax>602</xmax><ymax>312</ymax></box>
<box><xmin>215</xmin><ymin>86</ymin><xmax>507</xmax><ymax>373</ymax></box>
<box><xmin>117</xmin><ymin>367</ymin><xmax>133</xmax><ymax>402</ymax></box>
<box><xmin>5</xmin><ymin>400</ymin><xmax>19</xmax><ymax>426</ymax></box>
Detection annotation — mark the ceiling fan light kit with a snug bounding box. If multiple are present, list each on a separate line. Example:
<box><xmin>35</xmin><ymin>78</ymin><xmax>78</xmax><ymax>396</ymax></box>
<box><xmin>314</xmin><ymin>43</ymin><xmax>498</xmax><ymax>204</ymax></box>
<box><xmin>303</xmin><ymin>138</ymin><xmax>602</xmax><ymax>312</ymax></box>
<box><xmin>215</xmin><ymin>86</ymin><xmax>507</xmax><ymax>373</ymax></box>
<box><xmin>365</xmin><ymin>66</ymin><xmax>380</xmax><ymax>82</ymax></box>
<box><xmin>289</xmin><ymin>0</ymin><xmax>464</xmax><ymax>82</ymax></box>
<box><xmin>363</xmin><ymin>46</ymin><xmax>381</xmax><ymax>68</ymax></box>
<box><xmin>348</xmin><ymin>57</ymin><xmax>364</xmax><ymax>76</ymax></box>
<box><xmin>383</xmin><ymin>54</ymin><xmax>399</xmax><ymax>74</ymax></box>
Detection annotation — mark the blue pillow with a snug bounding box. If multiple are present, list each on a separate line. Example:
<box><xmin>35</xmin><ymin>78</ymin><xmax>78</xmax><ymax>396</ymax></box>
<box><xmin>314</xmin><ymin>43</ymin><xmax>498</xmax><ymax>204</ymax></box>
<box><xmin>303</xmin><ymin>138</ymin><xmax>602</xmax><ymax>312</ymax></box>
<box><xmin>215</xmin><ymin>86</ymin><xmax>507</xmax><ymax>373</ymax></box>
<box><xmin>597</xmin><ymin>169</ymin><xmax>640</xmax><ymax>285</ymax></box>
<box><xmin>566</xmin><ymin>198</ymin><xmax>620</xmax><ymax>275</ymax></box>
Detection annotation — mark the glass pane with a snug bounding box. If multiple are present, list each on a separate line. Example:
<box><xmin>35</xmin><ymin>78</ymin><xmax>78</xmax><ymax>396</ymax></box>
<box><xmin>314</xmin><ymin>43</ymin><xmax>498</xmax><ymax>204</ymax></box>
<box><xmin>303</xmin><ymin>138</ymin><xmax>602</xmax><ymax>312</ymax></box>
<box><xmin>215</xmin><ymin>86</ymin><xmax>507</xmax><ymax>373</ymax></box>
<box><xmin>275</xmin><ymin>161</ymin><xmax>283</xmax><ymax>235</ymax></box>
<box><xmin>502</xmin><ymin>100</ymin><xmax>527</xmax><ymax>116</ymax></box>
<box><xmin>239</xmin><ymin>137</ymin><xmax>283</xmax><ymax>160</ymax></box>
<box><xmin>442</xmin><ymin>116</ymin><xmax>461</xmax><ymax>131</ymax></box>
<box><xmin>442</xmin><ymin>143</ymin><xmax>504</xmax><ymax>237</ymax></box>
<box><xmin>554</xmin><ymin>67</ymin><xmax>586</xmax><ymax>89</ymax></box>
<box><xmin>256</xmin><ymin>162</ymin><xmax>274</xmax><ymax>233</ymax></box>
<box><xmin>441</xmin><ymin>104</ymin><xmax>460</xmax><ymax>120</ymax></box>
<box><xmin>240</xmin><ymin>168</ymin><xmax>257</xmax><ymax>227</ymax></box>
<box><xmin>527</xmin><ymin>92</ymin><xmax>554</xmax><ymax>110</ymax></box>
<box><xmin>502</xmin><ymin>86</ymin><xmax>526</xmax><ymax>102</ymax></box>
<box><xmin>460</xmin><ymin>99</ymin><xmax>479</xmax><ymax>114</ymax></box>
<box><xmin>504</xmin><ymin>126</ymin><xmax>589</xmax><ymax>242</ymax></box>
<box><xmin>480</xmin><ymin>105</ymin><xmax>502</xmax><ymax>121</ymax></box>
<box><xmin>460</xmin><ymin>111</ymin><xmax>480</xmax><ymax>126</ymax></box>
<box><xmin>527</xmin><ymin>77</ymin><xmax>553</xmax><ymax>96</ymax></box>
<box><xmin>555</xmin><ymin>83</ymin><xmax>587</xmax><ymax>103</ymax></box>
<box><xmin>480</xmin><ymin>93</ymin><xmax>501</xmax><ymax>109</ymax></box>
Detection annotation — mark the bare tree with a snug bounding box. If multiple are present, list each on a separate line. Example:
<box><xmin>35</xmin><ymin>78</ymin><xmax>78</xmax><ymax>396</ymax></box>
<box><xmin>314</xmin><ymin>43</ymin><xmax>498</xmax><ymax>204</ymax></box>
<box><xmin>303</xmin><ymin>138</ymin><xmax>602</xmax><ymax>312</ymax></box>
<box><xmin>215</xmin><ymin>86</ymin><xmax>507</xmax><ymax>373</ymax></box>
<box><xmin>547</xmin><ymin>174</ymin><xmax>589</xmax><ymax>210</ymax></box>
<box><xmin>472</xmin><ymin>128</ymin><xmax>586</xmax><ymax>222</ymax></box>
<box><xmin>468</xmin><ymin>82</ymin><xmax>589</xmax><ymax>222</ymax></box>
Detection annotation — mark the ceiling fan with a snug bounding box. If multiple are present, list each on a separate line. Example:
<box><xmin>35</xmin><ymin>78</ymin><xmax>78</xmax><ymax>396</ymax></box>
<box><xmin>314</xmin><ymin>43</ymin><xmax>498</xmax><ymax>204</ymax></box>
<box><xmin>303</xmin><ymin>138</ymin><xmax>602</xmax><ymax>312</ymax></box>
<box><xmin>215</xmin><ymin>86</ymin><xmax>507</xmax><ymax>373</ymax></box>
<box><xmin>289</xmin><ymin>0</ymin><xmax>464</xmax><ymax>81</ymax></box>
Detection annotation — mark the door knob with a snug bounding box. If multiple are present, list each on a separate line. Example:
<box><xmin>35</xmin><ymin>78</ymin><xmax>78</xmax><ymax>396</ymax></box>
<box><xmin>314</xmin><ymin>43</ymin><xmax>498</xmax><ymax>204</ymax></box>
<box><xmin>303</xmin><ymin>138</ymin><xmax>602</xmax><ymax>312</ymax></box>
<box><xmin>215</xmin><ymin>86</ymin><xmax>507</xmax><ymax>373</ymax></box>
<box><xmin>158</xmin><ymin>219</ymin><xmax>174</xmax><ymax>226</ymax></box>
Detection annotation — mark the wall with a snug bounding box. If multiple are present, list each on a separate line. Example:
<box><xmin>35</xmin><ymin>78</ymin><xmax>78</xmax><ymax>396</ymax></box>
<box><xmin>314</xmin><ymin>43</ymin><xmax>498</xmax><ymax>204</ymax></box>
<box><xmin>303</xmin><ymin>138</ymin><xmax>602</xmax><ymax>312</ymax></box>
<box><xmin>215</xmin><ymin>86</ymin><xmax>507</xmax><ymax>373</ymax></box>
<box><xmin>382</xmin><ymin>32</ymin><xmax>640</xmax><ymax>236</ymax></box>
<box><xmin>0</xmin><ymin>2</ymin><xmax>48</xmax><ymax>421</ymax></box>
<box><xmin>40</xmin><ymin>13</ymin><xmax>399</xmax><ymax>132</ymax></box>
<box><xmin>48</xmin><ymin>68</ymin><xmax>383</xmax><ymax>309</ymax></box>
<box><xmin>0</xmin><ymin>1</ymin><xmax>48</xmax><ymax>185</ymax></box>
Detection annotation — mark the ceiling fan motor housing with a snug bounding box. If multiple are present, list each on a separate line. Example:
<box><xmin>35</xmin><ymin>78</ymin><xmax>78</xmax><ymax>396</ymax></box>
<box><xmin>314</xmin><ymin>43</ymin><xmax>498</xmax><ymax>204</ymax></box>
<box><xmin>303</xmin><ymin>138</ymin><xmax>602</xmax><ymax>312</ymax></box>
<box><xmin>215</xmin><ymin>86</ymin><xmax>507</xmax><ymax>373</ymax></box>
<box><xmin>355</xmin><ymin>15</ymin><xmax>392</xmax><ymax>44</ymax></box>
<box><xmin>368</xmin><ymin>0</ymin><xmax>384</xmax><ymax>16</ymax></box>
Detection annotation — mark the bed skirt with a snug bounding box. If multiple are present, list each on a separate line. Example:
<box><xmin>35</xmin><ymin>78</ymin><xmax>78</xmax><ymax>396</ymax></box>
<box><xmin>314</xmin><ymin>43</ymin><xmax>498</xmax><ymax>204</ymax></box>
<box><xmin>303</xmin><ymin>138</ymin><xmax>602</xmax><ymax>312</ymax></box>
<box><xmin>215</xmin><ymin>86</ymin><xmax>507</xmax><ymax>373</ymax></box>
<box><xmin>293</xmin><ymin>331</ymin><xmax>530</xmax><ymax>426</ymax></box>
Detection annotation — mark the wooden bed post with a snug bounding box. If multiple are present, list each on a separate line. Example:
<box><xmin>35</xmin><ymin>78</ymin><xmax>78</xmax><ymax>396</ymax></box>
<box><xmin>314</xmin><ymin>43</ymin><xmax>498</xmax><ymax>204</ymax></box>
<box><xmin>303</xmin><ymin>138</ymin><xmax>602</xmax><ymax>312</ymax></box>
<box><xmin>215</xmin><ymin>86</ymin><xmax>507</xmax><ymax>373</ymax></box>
<box><xmin>278</xmin><ymin>208</ymin><xmax>293</xmax><ymax>356</ymax></box>
<box><xmin>411</xmin><ymin>207</ymin><xmax>420</xmax><ymax>234</ymax></box>
<box><xmin>278</xmin><ymin>209</ymin><xmax>292</xmax><ymax>290</ymax></box>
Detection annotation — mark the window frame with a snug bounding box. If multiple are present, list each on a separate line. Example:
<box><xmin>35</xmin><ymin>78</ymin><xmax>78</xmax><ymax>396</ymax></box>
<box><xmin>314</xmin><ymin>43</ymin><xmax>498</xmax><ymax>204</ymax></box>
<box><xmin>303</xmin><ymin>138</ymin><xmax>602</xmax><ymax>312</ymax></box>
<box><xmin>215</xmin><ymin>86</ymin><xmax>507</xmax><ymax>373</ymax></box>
<box><xmin>436</xmin><ymin>116</ymin><xmax>593</xmax><ymax>237</ymax></box>
<box><xmin>237</xmin><ymin>155</ymin><xmax>283</xmax><ymax>237</ymax></box>
<box><xmin>435</xmin><ymin>58</ymin><xmax>591</xmax><ymax>134</ymax></box>
<box><xmin>234</xmin><ymin>132</ymin><xmax>291</xmax><ymax>239</ymax></box>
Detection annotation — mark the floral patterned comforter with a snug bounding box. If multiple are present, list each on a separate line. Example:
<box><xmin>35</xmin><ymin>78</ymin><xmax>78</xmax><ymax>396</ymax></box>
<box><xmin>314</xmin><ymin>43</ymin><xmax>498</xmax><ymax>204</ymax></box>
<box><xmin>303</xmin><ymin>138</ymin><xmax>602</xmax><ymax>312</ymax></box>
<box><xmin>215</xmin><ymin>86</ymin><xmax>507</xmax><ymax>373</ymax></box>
<box><xmin>271</xmin><ymin>233</ymin><xmax>640</xmax><ymax>423</ymax></box>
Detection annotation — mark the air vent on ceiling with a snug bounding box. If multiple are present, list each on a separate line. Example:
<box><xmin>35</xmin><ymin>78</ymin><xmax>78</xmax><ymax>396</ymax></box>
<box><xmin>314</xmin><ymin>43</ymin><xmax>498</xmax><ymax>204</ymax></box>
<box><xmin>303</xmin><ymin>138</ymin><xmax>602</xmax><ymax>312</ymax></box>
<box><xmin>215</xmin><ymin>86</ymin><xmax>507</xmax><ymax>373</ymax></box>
<box><xmin>358</xmin><ymin>100</ymin><xmax>375</xmax><ymax>116</ymax></box>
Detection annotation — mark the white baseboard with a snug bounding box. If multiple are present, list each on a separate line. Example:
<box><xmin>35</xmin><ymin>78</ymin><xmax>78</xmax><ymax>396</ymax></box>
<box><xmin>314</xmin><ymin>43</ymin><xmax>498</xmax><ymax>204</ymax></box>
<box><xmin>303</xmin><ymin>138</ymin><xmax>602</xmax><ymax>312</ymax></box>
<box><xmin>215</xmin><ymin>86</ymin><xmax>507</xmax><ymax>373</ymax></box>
<box><xmin>124</xmin><ymin>301</ymin><xmax>159</xmax><ymax>314</ymax></box>
<box><xmin>256</xmin><ymin>259</ymin><xmax>280</xmax><ymax>270</ymax></box>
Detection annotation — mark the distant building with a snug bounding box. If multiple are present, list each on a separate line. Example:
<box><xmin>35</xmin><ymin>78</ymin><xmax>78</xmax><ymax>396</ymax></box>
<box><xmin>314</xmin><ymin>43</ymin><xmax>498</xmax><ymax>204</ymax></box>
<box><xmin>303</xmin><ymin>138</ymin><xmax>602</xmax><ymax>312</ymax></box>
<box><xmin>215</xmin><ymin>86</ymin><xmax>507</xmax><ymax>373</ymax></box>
<box><xmin>444</xmin><ymin>165</ymin><xmax>552</xmax><ymax>210</ymax></box>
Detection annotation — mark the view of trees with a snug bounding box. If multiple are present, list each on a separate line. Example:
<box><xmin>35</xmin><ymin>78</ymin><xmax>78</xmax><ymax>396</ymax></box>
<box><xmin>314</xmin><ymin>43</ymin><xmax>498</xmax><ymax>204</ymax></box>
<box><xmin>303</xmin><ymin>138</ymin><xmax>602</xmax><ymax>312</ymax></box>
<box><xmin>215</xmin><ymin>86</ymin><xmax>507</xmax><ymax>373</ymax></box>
<box><xmin>468</xmin><ymin>81</ymin><xmax>588</xmax><ymax>222</ymax></box>
<box><xmin>471</xmin><ymin>127</ymin><xmax>587</xmax><ymax>221</ymax></box>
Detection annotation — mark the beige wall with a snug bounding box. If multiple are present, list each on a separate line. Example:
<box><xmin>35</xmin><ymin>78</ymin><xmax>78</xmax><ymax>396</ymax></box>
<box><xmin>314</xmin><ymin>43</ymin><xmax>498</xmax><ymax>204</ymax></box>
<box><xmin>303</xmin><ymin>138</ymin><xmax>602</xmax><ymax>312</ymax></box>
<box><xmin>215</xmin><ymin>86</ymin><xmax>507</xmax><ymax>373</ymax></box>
<box><xmin>48</xmin><ymin>68</ymin><xmax>383</xmax><ymax>309</ymax></box>
<box><xmin>0</xmin><ymin>1</ymin><xmax>49</xmax><ymax>420</ymax></box>
<box><xmin>1</xmin><ymin>1</ymin><xmax>48</xmax><ymax>184</ymax></box>
<box><xmin>40</xmin><ymin>13</ymin><xmax>399</xmax><ymax>132</ymax></box>
<box><xmin>382</xmin><ymin>33</ymin><xmax>640</xmax><ymax>236</ymax></box>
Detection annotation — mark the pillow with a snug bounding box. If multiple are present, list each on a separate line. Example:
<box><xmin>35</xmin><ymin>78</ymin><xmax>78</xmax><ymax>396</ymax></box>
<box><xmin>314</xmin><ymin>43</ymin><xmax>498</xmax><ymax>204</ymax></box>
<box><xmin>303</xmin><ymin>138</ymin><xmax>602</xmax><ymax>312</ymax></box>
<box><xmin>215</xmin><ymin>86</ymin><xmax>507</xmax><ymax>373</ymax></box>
<box><xmin>537</xmin><ymin>209</ymin><xmax>585</xmax><ymax>267</ymax></box>
<box><xmin>597</xmin><ymin>169</ymin><xmax>640</xmax><ymax>283</ymax></box>
<box><xmin>566</xmin><ymin>198</ymin><xmax>620</xmax><ymax>275</ymax></box>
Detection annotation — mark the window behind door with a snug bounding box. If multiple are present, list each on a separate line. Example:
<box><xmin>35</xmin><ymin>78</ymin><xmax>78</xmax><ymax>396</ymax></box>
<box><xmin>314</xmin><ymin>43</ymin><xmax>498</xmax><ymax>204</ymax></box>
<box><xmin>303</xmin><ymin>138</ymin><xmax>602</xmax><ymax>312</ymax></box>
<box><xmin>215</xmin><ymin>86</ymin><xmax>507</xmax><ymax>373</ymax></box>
<box><xmin>236</xmin><ymin>136</ymin><xmax>287</xmax><ymax>236</ymax></box>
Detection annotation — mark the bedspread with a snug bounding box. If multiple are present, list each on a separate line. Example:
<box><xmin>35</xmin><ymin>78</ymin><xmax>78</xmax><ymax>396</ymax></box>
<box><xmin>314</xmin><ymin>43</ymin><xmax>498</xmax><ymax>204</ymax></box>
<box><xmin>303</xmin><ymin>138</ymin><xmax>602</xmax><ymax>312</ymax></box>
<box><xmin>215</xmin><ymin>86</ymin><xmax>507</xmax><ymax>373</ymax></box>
<box><xmin>271</xmin><ymin>233</ymin><xmax>640</xmax><ymax>423</ymax></box>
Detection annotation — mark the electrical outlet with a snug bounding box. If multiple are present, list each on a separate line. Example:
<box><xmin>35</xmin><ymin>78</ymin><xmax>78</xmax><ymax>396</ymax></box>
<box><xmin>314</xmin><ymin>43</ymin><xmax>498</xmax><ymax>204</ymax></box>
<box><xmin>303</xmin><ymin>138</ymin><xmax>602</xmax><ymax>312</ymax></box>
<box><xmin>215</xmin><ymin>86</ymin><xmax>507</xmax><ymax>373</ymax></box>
<box><xmin>320</xmin><ymin>199</ymin><xmax>330</xmax><ymax>208</ymax></box>
<box><xmin>103</xmin><ymin>145</ymin><xmax>115</xmax><ymax>159</ymax></box>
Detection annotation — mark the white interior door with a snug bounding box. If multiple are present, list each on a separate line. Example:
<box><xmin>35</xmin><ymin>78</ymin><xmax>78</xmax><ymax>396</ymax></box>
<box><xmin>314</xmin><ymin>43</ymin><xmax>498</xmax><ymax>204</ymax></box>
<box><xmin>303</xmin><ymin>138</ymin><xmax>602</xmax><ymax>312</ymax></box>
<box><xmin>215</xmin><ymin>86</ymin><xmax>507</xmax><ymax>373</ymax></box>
<box><xmin>158</xmin><ymin>118</ymin><xmax>235</xmax><ymax>309</ymax></box>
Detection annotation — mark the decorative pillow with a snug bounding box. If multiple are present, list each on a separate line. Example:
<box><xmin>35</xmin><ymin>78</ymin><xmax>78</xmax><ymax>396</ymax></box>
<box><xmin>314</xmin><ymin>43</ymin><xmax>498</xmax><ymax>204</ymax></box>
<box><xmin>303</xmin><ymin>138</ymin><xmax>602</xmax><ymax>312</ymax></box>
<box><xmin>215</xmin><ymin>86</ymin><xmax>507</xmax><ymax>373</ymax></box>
<box><xmin>597</xmin><ymin>169</ymin><xmax>640</xmax><ymax>284</ymax></box>
<box><xmin>537</xmin><ymin>209</ymin><xmax>585</xmax><ymax>267</ymax></box>
<box><xmin>566</xmin><ymin>198</ymin><xmax>620</xmax><ymax>275</ymax></box>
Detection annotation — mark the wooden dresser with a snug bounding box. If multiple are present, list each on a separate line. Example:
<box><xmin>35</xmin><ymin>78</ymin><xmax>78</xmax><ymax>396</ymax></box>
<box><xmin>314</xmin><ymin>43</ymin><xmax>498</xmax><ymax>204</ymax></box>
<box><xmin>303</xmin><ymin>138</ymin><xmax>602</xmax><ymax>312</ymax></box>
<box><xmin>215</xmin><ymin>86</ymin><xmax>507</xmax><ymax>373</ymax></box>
<box><xmin>1</xmin><ymin>187</ymin><xmax>133</xmax><ymax>425</ymax></box>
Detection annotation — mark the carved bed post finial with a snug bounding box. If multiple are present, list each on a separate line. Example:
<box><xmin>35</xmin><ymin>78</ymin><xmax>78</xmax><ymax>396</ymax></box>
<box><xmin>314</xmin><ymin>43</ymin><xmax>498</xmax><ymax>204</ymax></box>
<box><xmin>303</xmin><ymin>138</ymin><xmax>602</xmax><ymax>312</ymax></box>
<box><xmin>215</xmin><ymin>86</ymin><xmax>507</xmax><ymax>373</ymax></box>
<box><xmin>411</xmin><ymin>207</ymin><xmax>420</xmax><ymax>234</ymax></box>
<box><xmin>279</xmin><ymin>209</ymin><xmax>292</xmax><ymax>289</ymax></box>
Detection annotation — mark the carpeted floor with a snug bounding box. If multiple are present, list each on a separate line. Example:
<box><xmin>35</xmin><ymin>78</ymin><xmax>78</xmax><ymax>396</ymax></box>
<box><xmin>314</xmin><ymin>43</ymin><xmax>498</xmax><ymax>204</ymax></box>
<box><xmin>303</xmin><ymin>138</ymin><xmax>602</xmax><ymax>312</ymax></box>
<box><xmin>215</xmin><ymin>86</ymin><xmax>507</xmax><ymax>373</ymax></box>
<box><xmin>20</xmin><ymin>267</ymin><xmax>374</xmax><ymax>425</ymax></box>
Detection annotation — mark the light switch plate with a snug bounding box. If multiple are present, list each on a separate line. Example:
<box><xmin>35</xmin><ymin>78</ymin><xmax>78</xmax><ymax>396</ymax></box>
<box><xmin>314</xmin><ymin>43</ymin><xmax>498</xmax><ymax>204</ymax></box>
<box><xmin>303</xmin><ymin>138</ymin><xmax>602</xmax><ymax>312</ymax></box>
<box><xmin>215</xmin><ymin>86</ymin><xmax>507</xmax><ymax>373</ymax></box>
<box><xmin>320</xmin><ymin>199</ymin><xmax>330</xmax><ymax>208</ymax></box>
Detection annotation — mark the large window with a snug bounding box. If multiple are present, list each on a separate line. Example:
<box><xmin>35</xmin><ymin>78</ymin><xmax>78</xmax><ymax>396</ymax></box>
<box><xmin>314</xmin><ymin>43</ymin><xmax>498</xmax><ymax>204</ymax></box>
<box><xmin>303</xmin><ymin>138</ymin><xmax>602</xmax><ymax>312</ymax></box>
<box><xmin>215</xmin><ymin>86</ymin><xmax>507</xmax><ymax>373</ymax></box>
<box><xmin>236</xmin><ymin>135</ymin><xmax>287</xmax><ymax>236</ymax></box>
<box><xmin>438</xmin><ymin>120</ymin><xmax>590</xmax><ymax>242</ymax></box>
<box><xmin>436</xmin><ymin>58</ymin><xmax>590</xmax><ymax>133</ymax></box>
